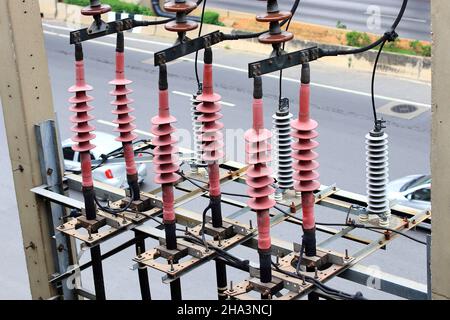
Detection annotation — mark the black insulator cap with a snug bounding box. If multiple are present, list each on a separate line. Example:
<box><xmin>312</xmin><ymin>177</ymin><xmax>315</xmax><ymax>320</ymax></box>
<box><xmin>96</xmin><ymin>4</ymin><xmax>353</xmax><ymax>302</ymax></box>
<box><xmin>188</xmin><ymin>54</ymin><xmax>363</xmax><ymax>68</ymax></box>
<box><xmin>75</xmin><ymin>43</ymin><xmax>83</xmax><ymax>61</ymax></box>
<box><xmin>159</xmin><ymin>64</ymin><xmax>168</xmax><ymax>90</ymax></box>
<box><xmin>253</xmin><ymin>76</ymin><xmax>263</xmax><ymax>99</ymax></box>
<box><xmin>116</xmin><ymin>31</ymin><xmax>124</xmax><ymax>53</ymax></box>
<box><xmin>301</xmin><ymin>63</ymin><xmax>310</xmax><ymax>84</ymax></box>
<box><xmin>204</xmin><ymin>47</ymin><xmax>213</xmax><ymax>64</ymax></box>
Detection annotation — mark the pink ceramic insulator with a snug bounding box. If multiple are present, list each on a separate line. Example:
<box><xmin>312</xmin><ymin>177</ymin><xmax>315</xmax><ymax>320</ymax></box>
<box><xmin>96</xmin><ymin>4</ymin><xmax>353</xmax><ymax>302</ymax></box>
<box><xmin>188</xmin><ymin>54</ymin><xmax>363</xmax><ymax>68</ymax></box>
<box><xmin>69</xmin><ymin>53</ymin><xmax>96</xmax><ymax>188</ymax></box>
<box><xmin>291</xmin><ymin>64</ymin><xmax>320</xmax><ymax>231</ymax></box>
<box><xmin>245</xmin><ymin>78</ymin><xmax>275</xmax><ymax>251</ymax></box>
<box><xmin>151</xmin><ymin>83</ymin><xmax>179</xmax><ymax>187</ymax></box>
<box><xmin>109</xmin><ymin>46</ymin><xmax>138</xmax><ymax>176</ymax></box>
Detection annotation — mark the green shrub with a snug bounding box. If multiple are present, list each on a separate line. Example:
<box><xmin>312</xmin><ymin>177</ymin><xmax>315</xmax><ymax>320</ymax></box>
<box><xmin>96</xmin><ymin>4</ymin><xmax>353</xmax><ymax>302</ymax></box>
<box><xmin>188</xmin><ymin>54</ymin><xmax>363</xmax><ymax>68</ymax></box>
<box><xmin>203</xmin><ymin>11</ymin><xmax>225</xmax><ymax>26</ymax></box>
<box><xmin>421</xmin><ymin>45</ymin><xmax>431</xmax><ymax>57</ymax></box>
<box><xmin>336</xmin><ymin>20</ymin><xmax>347</xmax><ymax>29</ymax></box>
<box><xmin>346</xmin><ymin>31</ymin><xmax>371</xmax><ymax>47</ymax></box>
<box><xmin>64</xmin><ymin>0</ymin><xmax>154</xmax><ymax>16</ymax></box>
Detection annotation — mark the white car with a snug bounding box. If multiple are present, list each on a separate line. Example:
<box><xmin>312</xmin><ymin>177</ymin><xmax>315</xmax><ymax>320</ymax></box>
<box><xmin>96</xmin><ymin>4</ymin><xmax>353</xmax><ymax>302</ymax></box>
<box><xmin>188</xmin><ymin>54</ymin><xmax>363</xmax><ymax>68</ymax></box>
<box><xmin>386</xmin><ymin>174</ymin><xmax>431</xmax><ymax>211</ymax></box>
<box><xmin>62</xmin><ymin>132</ymin><xmax>147</xmax><ymax>189</ymax></box>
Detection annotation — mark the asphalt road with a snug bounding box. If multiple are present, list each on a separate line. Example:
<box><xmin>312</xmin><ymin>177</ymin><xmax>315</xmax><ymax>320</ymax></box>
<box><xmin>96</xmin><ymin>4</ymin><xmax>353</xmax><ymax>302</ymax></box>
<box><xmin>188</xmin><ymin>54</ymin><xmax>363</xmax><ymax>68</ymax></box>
<box><xmin>207</xmin><ymin>0</ymin><xmax>431</xmax><ymax>41</ymax></box>
<box><xmin>0</xmin><ymin>21</ymin><xmax>431</xmax><ymax>299</ymax></box>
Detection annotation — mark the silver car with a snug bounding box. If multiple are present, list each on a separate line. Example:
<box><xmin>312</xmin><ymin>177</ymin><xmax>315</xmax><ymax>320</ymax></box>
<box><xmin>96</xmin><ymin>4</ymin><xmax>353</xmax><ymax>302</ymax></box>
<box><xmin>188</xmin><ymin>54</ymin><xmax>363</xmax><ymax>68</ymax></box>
<box><xmin>386</xmin><ymin>174</ymin><xmax>431</xmax><ymax>211</ymax></box>
<box><xmin>62</xmin><ymin>131</ymin><xmax>147</xmax><ymax>189</ymax></box>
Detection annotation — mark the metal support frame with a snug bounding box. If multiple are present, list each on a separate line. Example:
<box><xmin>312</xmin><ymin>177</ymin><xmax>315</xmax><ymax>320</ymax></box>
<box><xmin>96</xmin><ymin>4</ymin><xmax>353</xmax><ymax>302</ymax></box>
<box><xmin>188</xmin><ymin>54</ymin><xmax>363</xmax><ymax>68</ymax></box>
<box><xmin>33</xmin><ymin>156</ymin><xmax>430</xmax><ymax>300</ymax></box>
<box><xmin>35</xmin><ymin>120</ymin><xmax>78</xmax><ymax>300</ymax></box>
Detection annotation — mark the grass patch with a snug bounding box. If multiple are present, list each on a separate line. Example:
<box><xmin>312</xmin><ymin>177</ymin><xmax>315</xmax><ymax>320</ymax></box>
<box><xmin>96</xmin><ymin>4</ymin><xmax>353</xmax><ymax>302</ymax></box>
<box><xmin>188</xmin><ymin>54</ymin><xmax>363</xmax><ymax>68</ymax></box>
<box><xmin>63</xmin><ymin>0</ymin><xmax>154</xmax><ymax>16</ymax></box>
<box><xmin>346</xmin><ymin>30</ymin><xmax>430</xmax><ymax>57</ymax></box>
<box><xmin>203</xmin><ymin>11</ymin><xmax>225</xmax><ymax>26</ymax></box>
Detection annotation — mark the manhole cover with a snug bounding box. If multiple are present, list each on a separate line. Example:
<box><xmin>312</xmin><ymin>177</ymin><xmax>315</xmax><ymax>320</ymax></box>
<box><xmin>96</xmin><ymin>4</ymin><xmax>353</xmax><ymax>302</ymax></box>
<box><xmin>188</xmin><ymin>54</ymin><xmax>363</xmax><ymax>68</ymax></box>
<box><xmin>390</xmin><ymin>104</ymin><xmax>418</xmax><ymax>114</ymax></box>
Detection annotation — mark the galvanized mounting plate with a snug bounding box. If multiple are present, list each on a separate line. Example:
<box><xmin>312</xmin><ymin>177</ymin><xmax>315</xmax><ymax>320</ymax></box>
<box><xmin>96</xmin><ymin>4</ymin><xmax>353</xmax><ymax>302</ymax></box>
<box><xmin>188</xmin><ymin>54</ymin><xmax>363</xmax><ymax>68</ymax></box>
<box><xmin>57</xmin><ymin>194</ymin><xmax>162</xmax><ymax>245</ymax></box>
<box><xmin>226</xmin><ymin>248</ymin><xmax>351</xmax><ymax>300</ymax></box>
<box><xmin>277</xmin><ymin>247</ymin><xmax>353</xmax><ymax>281</ymax></box>
<box><xmin>133</xmin><ymin>219</ymin><xmax>254</xmax><ymax>278</ymax></box>
<box><xmin>56</xmin><ymin>210</ymin><xmax>132</xmax><ymax>246</ymax></box>
<box><xmin>225</xmin><ymin>270</ymin><xmax>314</xmax><ymax>300</ymax></box>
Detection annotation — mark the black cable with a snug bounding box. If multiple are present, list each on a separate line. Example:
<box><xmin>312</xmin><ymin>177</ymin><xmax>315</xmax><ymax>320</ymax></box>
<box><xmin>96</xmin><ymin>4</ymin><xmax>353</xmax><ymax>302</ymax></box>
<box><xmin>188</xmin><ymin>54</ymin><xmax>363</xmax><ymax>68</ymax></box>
<box><xmin>179</xmin><ymin>169</ymin><xmax>426</xmax><ymax>245</ymax></box>
<box><xmin>370</xmin><ymin>39</ymin><xmax>387</xmax><ymax>126</ymax></box>
<box><xmin>201</xmin><ymin>203</ymin><xmax>211</xmax><ymax>246</ymax></box>
<box><xmin>94</xmin><ymin>186</ymin><xmax>135</xmax><ymax>215</ymax></box>
<box><xmin>194</xmin><ymin>0</ymin><xmax>208</xmax><ymax>91</ymax></box>
<box><xmin>271</xmin><ymin>262</ymin><xmax>366</xmax><ymax>300</ymax></box>
<box><xmin>320</xmin><ymin>0</ymin><xmax>407</xmax><ymax>57</ymax></box>
<box><xmin>273</xmin><ymin>205</ymin><xmax>426</xmax><ymax>245</ymax></box>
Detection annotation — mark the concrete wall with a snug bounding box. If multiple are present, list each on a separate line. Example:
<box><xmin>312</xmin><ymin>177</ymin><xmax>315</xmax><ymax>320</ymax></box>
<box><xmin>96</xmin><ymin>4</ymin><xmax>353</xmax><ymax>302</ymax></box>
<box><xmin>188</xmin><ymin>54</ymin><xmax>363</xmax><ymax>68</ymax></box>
<box><xmin>431</xmin><ymin>0</ymin><xmax>450</xmax><ymax>301</ymax></box>
<box><xmin>38</xmin><ymin>0</ymin><xmax>57</xmax><ymax>18</ymax></box>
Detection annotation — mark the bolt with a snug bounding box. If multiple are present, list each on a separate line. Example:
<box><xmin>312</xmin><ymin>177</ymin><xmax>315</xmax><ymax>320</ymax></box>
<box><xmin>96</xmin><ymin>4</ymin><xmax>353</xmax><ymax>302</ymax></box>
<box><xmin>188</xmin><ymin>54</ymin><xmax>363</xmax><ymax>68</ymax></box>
<box><xmin>88</xmin><ymin>230</ymin><xmax>93</xmax><ymax>241</ymax></box>
<box><xmin>218</xmin><ymin>236</ymin><xmax>222</xmax><ymax>247</ymax></box>
<box><xmin>314</xmin><ymin>267</ymin><xmax>319</xmax><ymax>279</ymax></box>
<box><xmin>276</xmin><ymin>256</ymin><xmax>280</xmax><ymax>266</ymax></box>
<box><xmin>290</xmin><ymin>202</ymin><xmax>296</xmax><ymax>214</ymax></box>
<box><xmin>185</xmin><ymin>226</ymin><xmax>189</xmax><ymax>235</ymax></box>
<box><xmin>46</xmin><ymin>168</ymin><xmax>53</xmax><ymax>176</ymax></box>
<box><xmin>169</xmin><ymin>259</ymin><xmax>175</xmax><ymax>272</ymax></box>
<box><xmin>229</xmin><ymin>281</ymin><xmax>234</xmax><ymax>292</ymax></box>
<box><xmin>301</xmin><ymin>274</ymin><xmax>306</xmax><ymax>285</ymax></box>
<box><xmin>137</xmin><ymin>247</ymin><xmax>142</xmax><ymax>258</ymax></box>
<box><xmin>345</xmin><ymin>249</ymin><xmax>349</xmax><ymax>260</ymax></box>
<box><xmin>25</xmin><ymin>241</ymin><xmax>36</xmax><ymax>250</ymax></box>
<box><xmin>249</xmin><ymin>220</ymin><xmax>253</xmax><ymax>230</ymax></box>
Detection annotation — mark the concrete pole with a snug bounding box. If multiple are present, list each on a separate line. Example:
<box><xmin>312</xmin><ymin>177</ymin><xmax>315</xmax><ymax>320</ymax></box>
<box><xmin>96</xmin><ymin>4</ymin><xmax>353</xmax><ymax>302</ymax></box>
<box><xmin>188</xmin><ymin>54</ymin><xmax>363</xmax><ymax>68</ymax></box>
<box><xmin>431</xmin><ymin>0</ymin><xmax>450</xmax><ymax>301</ymax></box>
<box><xmin>0</xmin><ymin>0</ymin><xmax>59</xmax><ymax>299</ymax></box>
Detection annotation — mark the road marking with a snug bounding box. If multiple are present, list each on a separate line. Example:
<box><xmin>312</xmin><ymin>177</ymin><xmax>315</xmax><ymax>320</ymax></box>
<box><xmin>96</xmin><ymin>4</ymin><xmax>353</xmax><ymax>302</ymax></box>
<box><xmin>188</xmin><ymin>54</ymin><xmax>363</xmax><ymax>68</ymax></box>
<box><xmin>172</xmin><ymin>91</ymin><xmax>236</xmax><ymax>107</ymax></box>
<box><xmin>44</xmin><ymin>27</ymin><xmax>431</xmax><ymax>109</ymax></box>
<box><xmin>97</xmin><ymin>119</ymin><xmax>194</xmax><ymax>155</ymax></box>
<box><xmin>97</xmin><ymin>119</ymin><xmax>154</xmax><ymax>137</ymax></box>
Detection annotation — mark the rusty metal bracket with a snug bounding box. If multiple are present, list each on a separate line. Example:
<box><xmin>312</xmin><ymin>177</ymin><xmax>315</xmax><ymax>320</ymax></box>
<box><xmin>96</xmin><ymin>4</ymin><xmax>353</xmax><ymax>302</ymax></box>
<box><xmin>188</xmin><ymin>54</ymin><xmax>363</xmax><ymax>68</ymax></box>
<box><xmin>248</xmin><ymin>47</ymin><xmax>321</xmax><ymax>78</ymax></box>
<box><xmin>153</xmin><ymin>31</ymin><xmax>224</xmax><ymax>66</ymax></box>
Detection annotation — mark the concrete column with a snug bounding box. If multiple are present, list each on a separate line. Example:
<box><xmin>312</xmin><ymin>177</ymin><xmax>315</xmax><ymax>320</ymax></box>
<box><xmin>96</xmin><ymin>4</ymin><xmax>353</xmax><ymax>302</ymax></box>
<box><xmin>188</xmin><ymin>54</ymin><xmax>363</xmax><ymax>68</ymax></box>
<box><xmin>431</xmin><ymin>0</ymin><xmax>450</xmax><ymax>301</ymax></box>
<box><xmin>0</xmin><ymin>0</ymin><xmax>58</xmax><ymax>299</ymax></box>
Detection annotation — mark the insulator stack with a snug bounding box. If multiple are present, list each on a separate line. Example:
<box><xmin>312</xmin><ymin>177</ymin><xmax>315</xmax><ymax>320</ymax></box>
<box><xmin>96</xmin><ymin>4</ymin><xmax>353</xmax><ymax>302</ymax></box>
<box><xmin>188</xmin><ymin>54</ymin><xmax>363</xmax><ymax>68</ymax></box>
<box><xmin>245</xmin><ymin>77</ymin><xmax>275</xmax><ymax>284</ymax></box>
<box><xmin>365</xmin><ymin>130</ymin><xmax>390</xmax><ymax>226</ymax></box>
<box><xmin>110</xmin><ymin>32</ymin><xmax>140</xmax><ymax>200</ymax></box>
<box><xmin>291</xmin><ymin>63</ymin><xmax>319</xmax><ymax>257</ymax></box>
<box><xmin>256</xmin><ymin>0</ymin><xmax>293</xmax><ymax>47</ymax></box>
<box><xmin>69</xmin><ymin>43</ymin><xmax>97</xmax><ymax>220</ymax></box>
<box><xmin>197</xmin><ymin>48</ymin><xmax>224</xmax><ymax>165</ymax></box>
<box><xmin>272</xmin><ymin>99</ymin><xmax>294</xmax><ymax>197</ymax></box>
<box><xmin>81</xmin><ymin>0</ymin><xmax>111</xmax><ymax>16</ymax></box>
<box><xmin>197</xmin><ymin>48</ymin><xmax>224</xmax><ymax>227</ymax></box>
<box><xmin>190</xmin><ymin>93</ymin><xmax>207</xmax><ymax>172</ymax></box>
<box><xmin>164</xmin><ymin>0</ymin><xmax>198</xmax><ymax>42</ymax></box>
<box><xmin>151</xmin><ymin>64</ymin><xmax>179</xmax><ymax>249</ymax></box>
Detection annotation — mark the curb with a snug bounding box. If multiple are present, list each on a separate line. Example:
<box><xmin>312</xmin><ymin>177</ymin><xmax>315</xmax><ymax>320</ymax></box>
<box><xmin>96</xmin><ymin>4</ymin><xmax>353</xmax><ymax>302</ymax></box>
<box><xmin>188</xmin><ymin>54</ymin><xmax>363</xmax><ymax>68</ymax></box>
<box><xmin>44</xmin><ymin>3</ymin><xmax>431</xmax><ymax>82</ymax></box>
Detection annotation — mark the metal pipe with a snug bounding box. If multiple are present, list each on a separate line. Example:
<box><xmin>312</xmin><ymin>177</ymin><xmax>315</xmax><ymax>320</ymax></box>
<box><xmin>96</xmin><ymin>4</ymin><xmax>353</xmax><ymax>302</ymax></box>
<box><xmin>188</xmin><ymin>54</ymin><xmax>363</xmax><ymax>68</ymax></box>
<box><xmin>135</xmin><ymin>231</ymin><xmax>151</xmax><ymax>300</ymax></box>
